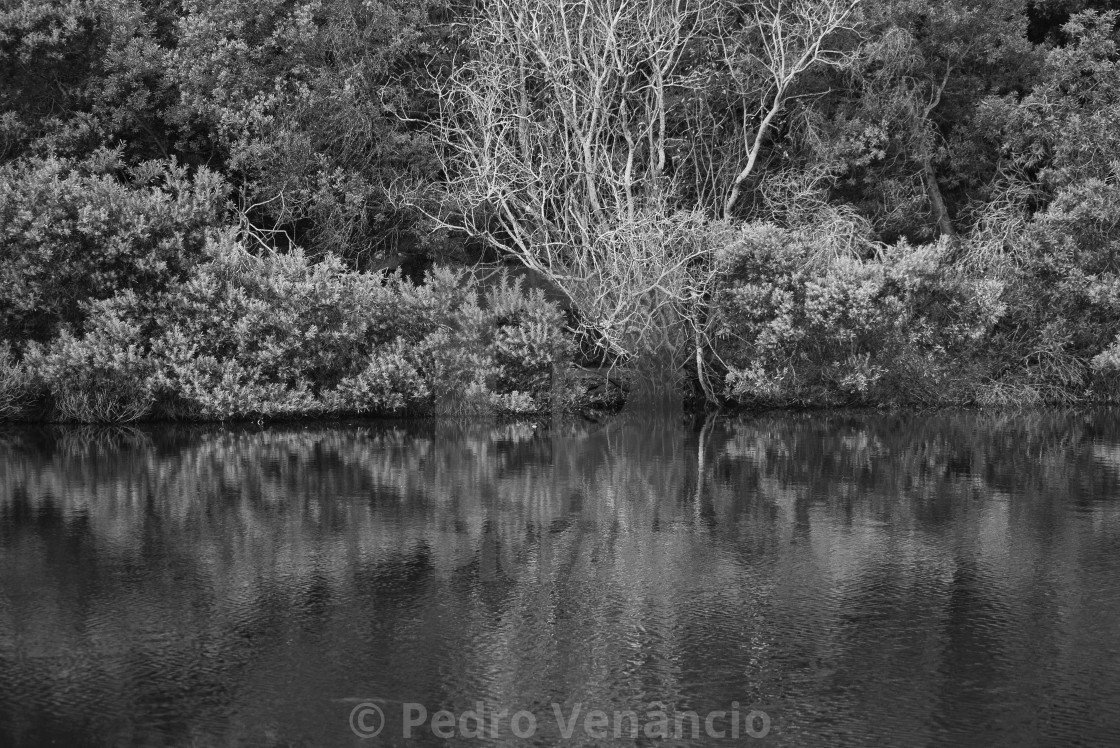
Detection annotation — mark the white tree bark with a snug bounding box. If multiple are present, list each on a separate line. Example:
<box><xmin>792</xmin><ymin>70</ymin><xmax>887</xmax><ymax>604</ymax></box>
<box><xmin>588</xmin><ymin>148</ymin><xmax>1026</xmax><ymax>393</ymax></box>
<box><xmin>720</xmin><ymin>0</ymin><xmax>860</xmax><ymax>218</ymax></box>
<box><xmin>423</xmin><ymin>0</ymin><xmax>859</xmax><ymax>398</ymax></box>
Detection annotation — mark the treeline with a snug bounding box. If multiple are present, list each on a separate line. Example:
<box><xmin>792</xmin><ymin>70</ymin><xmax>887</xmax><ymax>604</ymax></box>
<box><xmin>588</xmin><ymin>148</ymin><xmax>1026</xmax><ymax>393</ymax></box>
<box><xmin>2</xmin><ymin>0</ymin><xmax>1120</xmax><ymax>421</ymax></box>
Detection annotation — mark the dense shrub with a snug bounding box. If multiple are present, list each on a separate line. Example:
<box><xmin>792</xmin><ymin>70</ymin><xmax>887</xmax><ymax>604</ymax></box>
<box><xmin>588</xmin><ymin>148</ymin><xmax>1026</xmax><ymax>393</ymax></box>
<box><xmin>712</xmin><ymin>224</ymin><xmax>1002</xmax><ymax>407</ymax></box>
<box><xmin>25</xmin><ymin>294</ymin><xmax>158</xmax><ymax>422</ymax></box>
<box><xmin>322</xmin><ymin>338</ymin><xmax>431</xmax><ymax>415</ymax></box>
<box><xmin>164</xmin><ymin>0</ymin><xmax>441</xmax><ymax>263</ymax></box>
<box><xmin>333</xmin><ymin>267</ymin><xmax>570</xmax><ymax>417</ymax></box>
<box><xmin>979</xmin><ymin>178</ymin><xmax>1120</xmax><ymax>402</ymax></box>
<box><xmin>478</xmin><ymin>275</ymin><xmax>572</xmax><ymax>409</ymax></box>
<box><xmin>149</xmin><ymin>234</ymin><xmax>388</xmax><ymax>418</ymax></box>
<box><xmin>713</xmin><ymin>225</ymin><xmax>899</xmax><ymax>406</ymax></box>
<box><xmin>0</xmin><ymin>152</ymin><xmax>228</xmax><ymax>344</ymax></box>
<box><xmin>875</xmin><ymin>241</ymin><xmax>1006</xmax><ymax>403</ymax></box>
<box><xmin>709</xmin><ymin>215</ymin><xmax>1120</xmax><ymax>408</ymax></box>
<box><xmin>1091</xmin><ymin>335</ymin><xmax>1120</xmax><ymax>393</ymax></box>
<box><xmin>0</xmin><ymin>341</ymin><xmax>35</xmax><ymax>419</ymax></box>
<box><xmin>20</xmin><ymin>234</ymin><xmax>572</xmax><ymax>421</ymax></box>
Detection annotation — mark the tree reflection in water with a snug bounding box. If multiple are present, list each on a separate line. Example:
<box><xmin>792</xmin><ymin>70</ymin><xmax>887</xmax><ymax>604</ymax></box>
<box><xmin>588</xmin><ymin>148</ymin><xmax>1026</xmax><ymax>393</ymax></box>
<box><xmin>2</xmin><ymin>410</ymin><xmax>1119</xmax><ymax>746</ymax></box>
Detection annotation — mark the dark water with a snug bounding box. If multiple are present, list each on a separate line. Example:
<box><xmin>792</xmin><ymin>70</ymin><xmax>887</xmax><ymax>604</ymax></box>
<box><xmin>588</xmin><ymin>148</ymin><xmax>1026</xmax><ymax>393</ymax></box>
<box><xmin>2</xmin><ymin>411</ymin><xmax>1120</xmax><ymax>747</ymax></box>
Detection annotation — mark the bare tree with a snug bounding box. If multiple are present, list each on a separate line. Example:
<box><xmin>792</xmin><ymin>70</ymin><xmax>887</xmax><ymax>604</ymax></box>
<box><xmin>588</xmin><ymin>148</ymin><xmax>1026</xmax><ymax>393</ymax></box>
<box><xmin>424</xmin><ymin>0</ymin><xmax>859</xmax><ymax>402</ymax></box>
<box><xmin>717</xmin><ymin>0</ymin><xmax>860</xmax><ymax>218</ymax></box>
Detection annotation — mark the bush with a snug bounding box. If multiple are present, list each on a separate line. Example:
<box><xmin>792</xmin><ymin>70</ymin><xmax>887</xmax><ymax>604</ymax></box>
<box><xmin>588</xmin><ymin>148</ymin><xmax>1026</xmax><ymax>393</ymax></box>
<box><xmin>712</xmin><ymin>225</ymin><xmax>1002</xmax><ymax>407</ymax></box>
<box><xmin>709</xmin><ymin>213</ymin><xmax>1120</xmax><ymax>408</ymax></box>
<box><xmin>377</xmin><ymin>269</ymin><xmax>572</xmax><ymax>416</ymax></box>
<box><xmin>32</xmin><ymin>235</ymin><xmax>574</xmax><ymax>420</ymax></box>
<box><xmin>875</xmin><ymin>240</ymin><xmax>1006</xmax><ymax>403</ymax></box>
<box><xmin>150</xmin><ymin>234</ymin><xmax>389</xmax><ymax>418</ymax></box>
<box><xmin>1091</xmin><ymin>334</ymin><xmax>1120</xmax><ymax>397</ymax></box>
<box><xmin>149</xmin><ymin>245</ymin><xmax>523</xmax><ymax>418</ymax></box>
<box><xmin>27</xmin><ymin>293</ymin><xmax>158</xmax><ymax>422</ymax></box>
<box><xmin>713</xmin><ymin>224</ymin><xmax>895</xmax><ymax>406</ymax></box>
<box><xmin>0</xmin><ymin>152</ymin><xmax>228</xmax><ymax>344</ymax></box>
<box><xmin>481</xmin><ymin>274</ymin><xmax>573</xmax><ymax>407</ymax></box>
<box><xmin>0</xmin><ymin>341</ymin><xmax>36</xmax><ymax>420</ymax></box>
<box><xmin>323</xmin><ymin>338</ymin><xmax>431</xmax><ymax>415</ymax></box>
<box><xmin>980</xmin><ymin>178</ymin><xmax>1120</xmax><ymax>400</ymax></box>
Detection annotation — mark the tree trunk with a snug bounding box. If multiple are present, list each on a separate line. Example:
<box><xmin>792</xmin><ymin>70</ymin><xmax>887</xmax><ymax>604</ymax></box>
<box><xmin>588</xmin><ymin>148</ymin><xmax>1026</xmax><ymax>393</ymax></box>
<box><xmin>922</xmin><ymin>157</ymin><xmax>956</xmax><ymax>239</ymax></box>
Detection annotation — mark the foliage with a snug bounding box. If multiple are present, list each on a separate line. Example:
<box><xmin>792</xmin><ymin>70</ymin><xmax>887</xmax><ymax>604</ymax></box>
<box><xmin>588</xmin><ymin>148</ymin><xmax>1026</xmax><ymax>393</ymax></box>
<box><xmin>483</xmin><ymin>274</ymin><xmax>571</xmax><ymax>402</ymax></box>
<box><xmin>0</xmin><ymin>0</ymin><xmax>443</xmax><ymax>266</ymax></box>
<box><xmin>322</xmin><ymin>338</ymin><xmax>431</xmax><ymax>415</ymax></box>
<box><xmin>981</xmin><ymin>11</ymin><xmax>1120</xmax><ymax>192</ymax></box>
<box><xmin>715</xmin><ymin>224</ymin><xmax>894</xmax><ymax>405</ymax></box>
<box><xmin>713</xmin><ymin>224</ymin><xmax>1003</xmax><ymax>406</ymax></box>
<box><xmin>809</xmin><ymin>0</ymin><xmax>1038</xmax><ymax>242</ymax></box>
<box><xmin>1091</xmin><ymin>334</ymin><xmax>1120</xmax><ymax>398</ymax></box>
<box><xmin>433</xmin><ymin>0</ymin><xmax>857</xmax><ymax>399</ymax></box>
<box><xmin>25</xmin><ymin>293</ymin><xmax>158</xmax><ymax>422</ymax></box>
<box><xmin>0</xmin><ymin>0</ymin><xmax>175</xmax><ymax>162</ymax></box>
<box><xmin>6</xmin><ymin>0</ymin><xmax>1120</xmax><ymax>415</ymax></box>
<box><xmin>0</xmin><ymin>341</ymin><xmax>36</xmax><ymax>419</ymax></box>
<box><xmin>149</xmin><ymin>233</ymin><xmax>391</xmax><ymax>418</ymax></box>
<box><xmin>0</xmin><ymin>152</ymin><xmax>227</xmax><ymax>344</ymax></box>
<box><xmin>165</xmin><ymin>0</ymin><xmax>443</xmax><ymax>262</ymax></box>
<box><xmin>979</xmin><ymin>177</ymin><xmax>1120</xmax><ymax>400</ymax></box>
<box><xmin>16</xmin><ymin>235</ymin><xmax>572</xmax><ymax>421</ymax></box>
<box><xmin>963</xmin><ymin>10</ymin><xmax>1120</xmax><ymax>270</ymax></box>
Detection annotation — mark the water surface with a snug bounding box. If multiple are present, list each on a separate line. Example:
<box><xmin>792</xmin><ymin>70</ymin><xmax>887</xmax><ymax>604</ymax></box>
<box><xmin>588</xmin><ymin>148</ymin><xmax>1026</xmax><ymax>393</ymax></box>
<box><xmin>2</xmin><ymin>411</ymin><xmax>1120</xmax><ymax>746</ymax></box>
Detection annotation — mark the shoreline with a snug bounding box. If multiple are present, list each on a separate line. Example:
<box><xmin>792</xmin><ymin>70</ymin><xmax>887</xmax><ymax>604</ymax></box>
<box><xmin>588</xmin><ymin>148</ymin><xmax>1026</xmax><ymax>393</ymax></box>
<box><xmin>4</xmin><ymin>399</ymin><xmax>1119</xmax><ymax>430</ymax></box>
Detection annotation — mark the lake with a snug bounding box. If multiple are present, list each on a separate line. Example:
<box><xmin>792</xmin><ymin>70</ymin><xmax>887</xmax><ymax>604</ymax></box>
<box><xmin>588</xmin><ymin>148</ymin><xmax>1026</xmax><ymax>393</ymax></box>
<box><xmin>2</xmin><ymin>411</ymin><xmax>1120</xmax><ymax>746</ymax></box>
